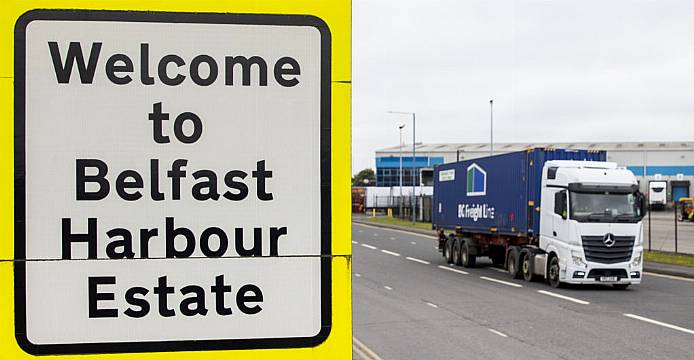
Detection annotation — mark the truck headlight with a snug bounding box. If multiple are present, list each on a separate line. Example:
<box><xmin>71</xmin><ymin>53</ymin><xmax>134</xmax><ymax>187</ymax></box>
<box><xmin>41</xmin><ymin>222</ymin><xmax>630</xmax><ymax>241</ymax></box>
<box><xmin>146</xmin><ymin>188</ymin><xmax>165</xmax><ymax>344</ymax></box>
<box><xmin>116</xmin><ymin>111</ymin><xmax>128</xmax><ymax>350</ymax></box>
<box><xmin>571</xmin><ymin>250</ymin><xmax>586</xmax><ymax>268</ymax></box>
<box><xmin>631</xmin><ymin>251</ymin><xmax>643</xmax><ymax>267</ymax></box>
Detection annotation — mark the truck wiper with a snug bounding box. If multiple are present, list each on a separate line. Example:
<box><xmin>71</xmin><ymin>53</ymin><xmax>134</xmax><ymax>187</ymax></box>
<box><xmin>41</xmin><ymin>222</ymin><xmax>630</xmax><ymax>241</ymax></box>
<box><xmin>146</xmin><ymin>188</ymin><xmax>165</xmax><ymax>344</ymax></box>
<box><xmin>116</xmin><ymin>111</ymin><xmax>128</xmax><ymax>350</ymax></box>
<box><xmin>615</xmin><ymin>213</ymin><xmax>636</xmax><ymax>222</ymax></box>
<box><xmin>586</xmin><ymin>213</ymin><xmax>607</xmax><ymax>222</ymax></box>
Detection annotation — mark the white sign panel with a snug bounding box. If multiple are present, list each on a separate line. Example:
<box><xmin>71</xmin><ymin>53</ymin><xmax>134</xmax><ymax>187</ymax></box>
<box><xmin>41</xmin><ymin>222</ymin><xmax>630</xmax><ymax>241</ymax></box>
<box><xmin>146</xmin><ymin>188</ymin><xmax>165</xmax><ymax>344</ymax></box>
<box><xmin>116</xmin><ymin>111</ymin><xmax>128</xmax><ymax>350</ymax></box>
<box><xmin>438</xmin><ymin>169</ymin><xmax>455</xmax><ymax>182</ymax></box>
<box><xmin>15</xmin><ymin>10</ymin><xmax>331</xmax><ymax>355</ymax></box>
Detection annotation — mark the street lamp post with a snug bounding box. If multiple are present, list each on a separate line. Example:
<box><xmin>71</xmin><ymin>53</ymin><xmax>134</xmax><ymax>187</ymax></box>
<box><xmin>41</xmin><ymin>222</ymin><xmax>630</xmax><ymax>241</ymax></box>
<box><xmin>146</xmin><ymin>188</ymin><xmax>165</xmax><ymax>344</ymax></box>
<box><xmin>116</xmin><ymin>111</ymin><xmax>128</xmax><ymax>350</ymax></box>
<box><xmin>489</xmin><ymin>99</ymin><xmax>494</xmax><ymax>156</ymax></box>
<box><xmin>398</xmin><ymin>124</ymin><xmax>405</xmax><ymax>218</ymax></box>
<box><xmin>388</xmin><ymin>111</ymin><xmax>417</xmax><ymax>224</ymax></box>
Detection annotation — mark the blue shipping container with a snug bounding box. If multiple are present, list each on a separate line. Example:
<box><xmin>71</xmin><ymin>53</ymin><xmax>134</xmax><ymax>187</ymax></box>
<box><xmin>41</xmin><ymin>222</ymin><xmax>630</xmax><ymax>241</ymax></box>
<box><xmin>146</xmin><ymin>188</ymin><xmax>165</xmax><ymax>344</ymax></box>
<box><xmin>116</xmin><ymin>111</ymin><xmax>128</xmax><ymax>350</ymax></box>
<box><xmin>432</xmin><ymin>148</ymin><xmax>606</xmax><ymax>237</ymax></box>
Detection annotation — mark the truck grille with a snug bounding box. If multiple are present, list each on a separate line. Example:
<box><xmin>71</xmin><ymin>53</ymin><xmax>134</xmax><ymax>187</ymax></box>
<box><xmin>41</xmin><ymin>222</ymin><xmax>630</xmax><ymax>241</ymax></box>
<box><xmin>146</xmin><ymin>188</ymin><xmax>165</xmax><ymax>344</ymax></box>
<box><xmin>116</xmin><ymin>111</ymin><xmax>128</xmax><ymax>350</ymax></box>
<box><xmin>581</xmin><ymin>235</ymin><xmax>634</xmax><ymax>264</ymax></box>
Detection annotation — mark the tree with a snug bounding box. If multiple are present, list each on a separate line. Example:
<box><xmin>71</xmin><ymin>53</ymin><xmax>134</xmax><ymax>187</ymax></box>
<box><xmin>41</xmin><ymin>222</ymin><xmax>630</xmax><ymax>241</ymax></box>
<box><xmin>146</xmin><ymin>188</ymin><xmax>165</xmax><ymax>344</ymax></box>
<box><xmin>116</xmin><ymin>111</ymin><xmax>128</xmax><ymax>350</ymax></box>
<box><xmin>352</xmin><ymin>168</ymin><xmax>375</xmax><ymax>186</ymax></box>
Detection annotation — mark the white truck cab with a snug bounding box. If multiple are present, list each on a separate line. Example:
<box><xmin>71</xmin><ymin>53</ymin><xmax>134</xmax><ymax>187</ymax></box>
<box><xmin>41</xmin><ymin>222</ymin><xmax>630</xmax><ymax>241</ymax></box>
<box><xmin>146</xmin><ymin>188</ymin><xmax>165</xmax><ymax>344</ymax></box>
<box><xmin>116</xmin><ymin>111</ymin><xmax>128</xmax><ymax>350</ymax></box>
<box><xmin>538</xmin><ymin>160</ymin><xmax>645</xmax><ymax>288</ymax></box>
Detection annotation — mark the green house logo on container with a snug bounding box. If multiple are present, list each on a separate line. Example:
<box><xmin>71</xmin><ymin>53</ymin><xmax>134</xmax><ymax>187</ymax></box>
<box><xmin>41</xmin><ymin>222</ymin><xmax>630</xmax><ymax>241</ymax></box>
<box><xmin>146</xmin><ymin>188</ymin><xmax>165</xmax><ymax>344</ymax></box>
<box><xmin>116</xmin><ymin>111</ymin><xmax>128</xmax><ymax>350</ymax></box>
<box><xmin>466</xmin><ymin>163</ymin><xmax>487</xmax><ymax>196</ymax></box>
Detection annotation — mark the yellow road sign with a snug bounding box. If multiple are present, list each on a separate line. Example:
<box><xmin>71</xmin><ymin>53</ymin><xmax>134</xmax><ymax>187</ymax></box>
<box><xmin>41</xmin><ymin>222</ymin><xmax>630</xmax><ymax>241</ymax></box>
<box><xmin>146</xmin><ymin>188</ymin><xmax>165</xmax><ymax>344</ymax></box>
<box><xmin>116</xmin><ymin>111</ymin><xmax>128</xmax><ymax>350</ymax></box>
<box><xmin>0</xmin><ymin>1</ymin><xmax>351</xmax><ymax>359</ymax></box>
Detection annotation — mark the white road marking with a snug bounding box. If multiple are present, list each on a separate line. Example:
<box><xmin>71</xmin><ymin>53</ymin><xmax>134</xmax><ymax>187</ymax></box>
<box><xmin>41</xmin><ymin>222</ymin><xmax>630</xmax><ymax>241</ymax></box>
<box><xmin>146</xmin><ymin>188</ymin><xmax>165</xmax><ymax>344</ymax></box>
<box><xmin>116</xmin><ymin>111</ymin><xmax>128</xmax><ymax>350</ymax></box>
<box><xmin>537</xmin><ymin>290</ymin><xmax>590</xmax><ymax>305</ymax></box>
<box><xmin>488</xmin><ymin>329</ymin><xmax>508</xmax><ymax>338</ymax></box>
<box><xmin>425</xmin><ymin>302</ymin><xmax>439</xmax><ymax>308</ymax></box>
<box><xmin>491</xmin><ymin>267</ymin><xmax>507</xmax><ymax>273</ymax></box>
<box><xmin>381</xmin><ymin>249</ymin><xmax>401</xmax><ymax>257</ymax></box>
<box><xmin>354</xmin><ymin>223</ymin><xmax>438</xmax><ymax>239</ymax></box>
<box><xmin>390</xmin><ymin>237</ymin><xmax>396</xmax><ymax>240</ymax></box>
<box><xmin>358</xmin><ymin>229</ymin><xmax>363</xmax><ymax>233</ymax></box>
<box><xmin>353</xmin><ymin>336</ymin><xmax>384</xmax><ymax>360</ymax></box>
<box><xmin>480</xmin><ymin>276</ymin><xmax>523</xmax><ymax>288</ymax></box>
<box><xmin>624</xmin><ymin>313</ymin><xmax>694</xmax><ymax>335</ymax></box>
<box><xmin>410</xmin><ymin>241</ymin><xmax>417</xmax><ymax>245</ymax></box>
<box><xmin>361</xmin><ymin>244</ymin><xmax>378</xmax><ymax>250</ymax></box>
<box><xmin>352</xmin><ymin>240</ymin><xmax>358</xmax><ymax>244</ymax></box>
<box><xmin>644</xmin><ymin>272</ymin><xmax>694</xmax><ymax>283</ymax></box>
<box><xmin>384</xmin><ymin>285</ymin><xmax>393</xmax><ymax>291</ymax></box>
<box><xmin>438</xmin><ymin>265</ymin><xmax>469</xmax><ymax>275</ymax></box>
<box><xmin>406</xmin><ymin>257</ymin><xmax>431</xmax><ymax>265</ymax></box>
<box><xmin>373</xmin><ymin>233</ymin><xmax>379</xmax><ymax>237</ymax></box>
<box><xmin>353</xmin><ymin>344</ymin><xmax>370</xmax><ymax>360</ymax></box>
<box><xmin>354</xmin><ymin>273</ymin><xmax>361</xmax><ymax>277</ymax></box>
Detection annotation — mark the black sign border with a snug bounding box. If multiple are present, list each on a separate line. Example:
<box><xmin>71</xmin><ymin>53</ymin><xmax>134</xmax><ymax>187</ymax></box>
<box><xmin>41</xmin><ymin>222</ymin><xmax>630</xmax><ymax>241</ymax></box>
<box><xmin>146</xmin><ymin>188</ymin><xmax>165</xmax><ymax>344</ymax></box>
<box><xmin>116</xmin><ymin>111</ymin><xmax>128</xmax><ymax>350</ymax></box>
<box><xmin>14</xmin><ymin>9</ymin><xmax>332</xmax><ymax>355</ymax></box>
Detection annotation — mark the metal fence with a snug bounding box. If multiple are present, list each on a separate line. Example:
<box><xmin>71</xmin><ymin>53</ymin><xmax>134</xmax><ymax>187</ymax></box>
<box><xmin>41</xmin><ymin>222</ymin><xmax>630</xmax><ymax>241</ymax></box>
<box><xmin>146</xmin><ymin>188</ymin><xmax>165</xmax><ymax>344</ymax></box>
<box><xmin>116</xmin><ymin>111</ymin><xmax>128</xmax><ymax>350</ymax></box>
<box><xmin>365</xmin><ymin>195</ymin><xmax>433</xmax><ymax>223</ymax></box>
<box><xmin>646</xmin><ymin>202</ymin><xmax>694</xmax><ymax>255</ymax></box>
<box><xmin>362</xmin><ymin>196</ymin><xmax>694</xmax><ymax>255</ymax></box>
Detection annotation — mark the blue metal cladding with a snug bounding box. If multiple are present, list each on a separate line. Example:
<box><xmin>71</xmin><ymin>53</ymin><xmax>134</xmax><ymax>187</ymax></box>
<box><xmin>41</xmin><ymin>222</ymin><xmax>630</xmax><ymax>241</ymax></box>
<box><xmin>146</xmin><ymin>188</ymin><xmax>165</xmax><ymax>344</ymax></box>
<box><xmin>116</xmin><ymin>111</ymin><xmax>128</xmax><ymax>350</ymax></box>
<box><xmin>433</xmin><ymin>148</ymin><xmax>606</xmax><ymax>237</ymax></box>
<box><xmin>627</xmin><ymin>166</ymin><xmax>694</xmax><ymax>176</ymax></box>
<box><xmin>376</xmin><ymin>156</ymin><xmax>445</xmax><ymax>168</ymax></box>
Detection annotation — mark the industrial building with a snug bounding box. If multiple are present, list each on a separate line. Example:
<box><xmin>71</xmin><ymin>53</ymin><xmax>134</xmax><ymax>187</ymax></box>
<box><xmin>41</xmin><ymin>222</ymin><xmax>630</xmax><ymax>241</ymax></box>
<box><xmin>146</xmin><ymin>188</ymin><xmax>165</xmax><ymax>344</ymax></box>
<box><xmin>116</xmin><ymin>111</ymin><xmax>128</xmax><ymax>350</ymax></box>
<box><xmin>374</xmin><ymin>142</ymin><xmax>694</xmax><ymax>201</ymax></box>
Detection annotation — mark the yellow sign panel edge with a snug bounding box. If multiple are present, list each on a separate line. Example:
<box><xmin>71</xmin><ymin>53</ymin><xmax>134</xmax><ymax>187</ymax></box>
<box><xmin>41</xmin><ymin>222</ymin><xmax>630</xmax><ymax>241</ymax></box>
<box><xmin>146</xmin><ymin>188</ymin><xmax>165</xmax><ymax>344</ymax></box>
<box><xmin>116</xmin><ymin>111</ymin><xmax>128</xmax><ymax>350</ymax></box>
<box><xmin>0</xmin><ymin>0</ymin><xmax>352</xmax><ymax>359</ymax></box>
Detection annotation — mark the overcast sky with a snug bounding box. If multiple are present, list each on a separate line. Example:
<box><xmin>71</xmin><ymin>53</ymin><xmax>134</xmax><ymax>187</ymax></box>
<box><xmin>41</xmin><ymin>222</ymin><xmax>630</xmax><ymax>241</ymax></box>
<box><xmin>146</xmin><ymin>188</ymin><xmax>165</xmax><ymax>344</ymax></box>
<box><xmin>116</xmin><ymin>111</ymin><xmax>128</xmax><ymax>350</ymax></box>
<box><xmin>352</xmin><ymin>0</ymin><xmax>694</xmax><ymax>173</ymax></box>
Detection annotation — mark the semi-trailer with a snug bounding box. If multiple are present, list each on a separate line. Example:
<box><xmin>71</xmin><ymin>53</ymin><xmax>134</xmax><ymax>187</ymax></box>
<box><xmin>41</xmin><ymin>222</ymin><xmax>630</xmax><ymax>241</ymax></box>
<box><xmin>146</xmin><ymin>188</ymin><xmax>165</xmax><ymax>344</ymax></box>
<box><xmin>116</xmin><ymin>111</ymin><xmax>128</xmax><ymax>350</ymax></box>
<box><xmin>648</xmin><ymin>180</ymin><xmax>667</xmax><ymax>210</ymax></box>
<box><xmin>433</xmin><ymin>148</ymin><xmax>646</xmax><ymax>288</ymax></box>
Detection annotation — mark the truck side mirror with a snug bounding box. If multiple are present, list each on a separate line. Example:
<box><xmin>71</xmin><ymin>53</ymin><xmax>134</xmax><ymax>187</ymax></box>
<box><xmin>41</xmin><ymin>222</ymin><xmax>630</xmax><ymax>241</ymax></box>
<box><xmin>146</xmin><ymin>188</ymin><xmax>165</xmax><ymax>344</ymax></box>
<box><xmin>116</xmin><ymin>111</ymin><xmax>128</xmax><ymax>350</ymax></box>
<box><xmin>554</xmin><ymin>191</ymin><xmax>567</xmax><ymax>220</ymax></box>
<box><xmin>637</xmin><ymin>191</ymin><xmax>647</xmax><ymax>218</ymax></box>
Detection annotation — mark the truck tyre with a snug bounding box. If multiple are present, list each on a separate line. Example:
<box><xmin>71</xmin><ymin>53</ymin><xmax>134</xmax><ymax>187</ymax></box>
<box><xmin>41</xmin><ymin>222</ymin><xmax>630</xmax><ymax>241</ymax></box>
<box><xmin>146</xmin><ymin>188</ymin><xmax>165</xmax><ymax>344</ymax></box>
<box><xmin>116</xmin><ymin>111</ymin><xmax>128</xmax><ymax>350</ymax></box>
<box><xmin>521</xmin><ymin>252</ymin><xmax>538</xmax><ymax>282</ymax></box>
<box><xmin>444</xmin><ymin>236</ymin><xmax>454</xmax><ymax>264</ymax></box>
<box><xmin>452</xmin><ymin>239</ymin><xmax>462</xmax><ymax>266</ymax></box>
<box><xmin>547</xmin><ymin>255</ymin><xmax>563</xmax><ymax>288</ymax></box>
<box><xmin>612</xmin><ymin>284</ymin><xmax>630</xmax><ymax>290</ymax></box>
<box><xmin>507</xmin><ymin>249</ymin><xmax>521</xmax><ymax>279</ymax></box>
<box><xmin>461</xmin><ymin>241</ymin><xmax>476</xmax><ymax>268</ymax></box>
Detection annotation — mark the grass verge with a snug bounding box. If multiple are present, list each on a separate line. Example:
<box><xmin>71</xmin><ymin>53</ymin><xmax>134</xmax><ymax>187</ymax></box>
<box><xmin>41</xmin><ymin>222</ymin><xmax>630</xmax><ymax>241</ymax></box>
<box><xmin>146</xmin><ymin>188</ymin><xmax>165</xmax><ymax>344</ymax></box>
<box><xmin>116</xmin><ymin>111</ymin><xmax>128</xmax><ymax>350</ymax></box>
<box><xmin>364</xmin><ymin>216</ymin><xmax>434</xmax><ymax>231</ymax></box>
<box><xmin>644</xmin><ymin>251</ymin><xmax>694</xmax><ymax>268</ymax></box>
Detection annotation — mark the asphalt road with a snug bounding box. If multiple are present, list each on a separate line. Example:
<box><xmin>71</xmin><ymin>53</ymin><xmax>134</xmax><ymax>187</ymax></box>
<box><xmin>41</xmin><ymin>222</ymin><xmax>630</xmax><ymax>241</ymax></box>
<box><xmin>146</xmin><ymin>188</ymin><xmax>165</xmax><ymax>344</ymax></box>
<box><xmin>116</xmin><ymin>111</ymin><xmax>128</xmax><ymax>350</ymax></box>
<box><xmin>352</xmin><ymin>223</ymin><xmax>694</xmax><ymax>360</ymax></box>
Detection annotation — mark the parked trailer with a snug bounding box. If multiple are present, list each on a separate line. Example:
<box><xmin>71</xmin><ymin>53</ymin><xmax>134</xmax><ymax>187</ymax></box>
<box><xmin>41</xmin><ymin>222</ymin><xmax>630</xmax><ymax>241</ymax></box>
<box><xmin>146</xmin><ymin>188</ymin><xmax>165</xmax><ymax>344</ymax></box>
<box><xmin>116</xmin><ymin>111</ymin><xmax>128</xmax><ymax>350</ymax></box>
<box><xmin>648</xmin><ymin>180</ymin><xmax>667</xmax><ymax>210</ymax></box>
<box><xmin>433</xmin><ymin>148</ymin><xmax>646</xmax><ymax>289</ymax></box>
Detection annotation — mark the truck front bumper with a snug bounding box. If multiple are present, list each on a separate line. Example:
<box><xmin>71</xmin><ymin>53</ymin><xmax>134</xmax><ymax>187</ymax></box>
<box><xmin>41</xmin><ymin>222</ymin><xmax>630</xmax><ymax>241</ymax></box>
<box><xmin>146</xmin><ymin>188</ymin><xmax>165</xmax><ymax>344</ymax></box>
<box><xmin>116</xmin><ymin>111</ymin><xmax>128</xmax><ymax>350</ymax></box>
<box><xmin>562</xmin><ymin>262</ymin><xmax>642</xmax><ymax>285</ymax></box>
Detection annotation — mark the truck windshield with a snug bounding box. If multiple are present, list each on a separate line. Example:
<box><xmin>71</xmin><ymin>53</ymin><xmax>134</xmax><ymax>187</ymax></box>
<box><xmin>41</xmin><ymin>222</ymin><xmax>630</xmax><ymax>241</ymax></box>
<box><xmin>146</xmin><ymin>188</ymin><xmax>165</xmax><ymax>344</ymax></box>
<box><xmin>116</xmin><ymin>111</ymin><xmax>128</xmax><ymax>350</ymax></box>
<box><xmin>570</xmin><ymin>192</ymin><xmax>641</xmax><ymax>223</ymax></box>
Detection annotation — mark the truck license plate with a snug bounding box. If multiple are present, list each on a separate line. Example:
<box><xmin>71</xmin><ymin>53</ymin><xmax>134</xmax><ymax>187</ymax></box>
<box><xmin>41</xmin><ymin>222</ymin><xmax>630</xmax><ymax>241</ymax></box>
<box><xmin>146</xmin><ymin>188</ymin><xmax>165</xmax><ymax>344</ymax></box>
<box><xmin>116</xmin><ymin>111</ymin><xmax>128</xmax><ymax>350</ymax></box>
<box><xmin>599</xmin><ymin>276</ymin><xmax>618</xmax><ymax>282</ymax></box>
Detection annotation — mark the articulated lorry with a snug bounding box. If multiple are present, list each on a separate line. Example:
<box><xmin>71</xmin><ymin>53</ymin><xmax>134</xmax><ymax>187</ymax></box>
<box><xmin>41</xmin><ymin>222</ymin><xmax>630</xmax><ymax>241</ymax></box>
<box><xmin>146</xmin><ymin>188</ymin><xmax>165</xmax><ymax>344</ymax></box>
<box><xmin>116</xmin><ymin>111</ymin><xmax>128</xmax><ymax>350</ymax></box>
<box><xmin>433</xmin><ymin>148</ymin><xmax>646</xmax><ymax>289</ymax></box>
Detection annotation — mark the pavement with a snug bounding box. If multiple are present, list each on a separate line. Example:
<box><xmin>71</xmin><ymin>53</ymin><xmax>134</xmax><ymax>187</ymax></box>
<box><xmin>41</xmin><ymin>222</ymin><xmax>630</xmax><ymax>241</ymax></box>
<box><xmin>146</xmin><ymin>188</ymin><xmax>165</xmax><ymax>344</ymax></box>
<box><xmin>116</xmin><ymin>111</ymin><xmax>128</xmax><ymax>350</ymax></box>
<box><xmin>354</xmin><ymin>217</ymin><xmax>694</xmax><ymax>279</ymax></box>
<box><xmin>352</xmin><ymin>222</ymin><xmax>694</xmax><ymax>360</ymax></box>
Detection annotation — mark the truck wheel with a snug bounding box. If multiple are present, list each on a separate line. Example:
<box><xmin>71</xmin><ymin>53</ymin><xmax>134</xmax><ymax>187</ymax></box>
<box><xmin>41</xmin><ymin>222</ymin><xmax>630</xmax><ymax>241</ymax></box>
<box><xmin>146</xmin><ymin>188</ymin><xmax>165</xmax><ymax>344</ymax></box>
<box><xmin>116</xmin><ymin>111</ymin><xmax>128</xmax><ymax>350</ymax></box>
<box><xmin>521</xmin><ymin>253</ymin><xmax>537</xmax><ymax>282</ymax></box>
<box><xmin>461</xmin><ymin>242</ymin><xmax>476</xmax><ymax>268</ymax></box>
<box><xmin>613</xmin><ymin>284</ymin><xmax>630</xmax><ymax>290</ymax></box>
<box><xmin>547</xmin><ymin>256</ymin><xmax>563</xmax><ymax>288</ymax></box>
<box><xmin>444</xmin><ymin>237</ymin><xmax>454</xmax><ymax>264</ymax></box>
<box><xmin>507</xmin><ymin>250</ymin><xmax>521</xmax><ymax>279</ymax></box>
<box><xmin>452</xmin><ymin>239</ymin><xmax>462</xmax><ymax>266</ymax></box>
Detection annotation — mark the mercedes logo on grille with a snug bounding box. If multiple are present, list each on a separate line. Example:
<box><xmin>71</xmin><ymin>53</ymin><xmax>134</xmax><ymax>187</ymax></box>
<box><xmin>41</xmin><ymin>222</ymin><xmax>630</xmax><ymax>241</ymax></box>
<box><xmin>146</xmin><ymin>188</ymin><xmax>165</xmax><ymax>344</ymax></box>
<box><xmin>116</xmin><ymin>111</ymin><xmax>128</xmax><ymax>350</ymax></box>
<box><xmin>603</xmin><ymin>233</ymin><xmax>616</xmax><ymax>247</ymax></box>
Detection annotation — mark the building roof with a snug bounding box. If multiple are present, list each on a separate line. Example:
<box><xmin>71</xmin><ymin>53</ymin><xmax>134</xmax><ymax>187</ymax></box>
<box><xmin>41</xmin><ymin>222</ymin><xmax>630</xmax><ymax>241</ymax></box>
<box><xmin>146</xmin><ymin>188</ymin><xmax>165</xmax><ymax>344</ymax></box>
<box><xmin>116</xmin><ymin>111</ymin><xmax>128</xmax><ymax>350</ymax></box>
<box><xmin>376</xmin><ymin>141</ymin><xmax>694</xmax><ymax>154</ymax></box>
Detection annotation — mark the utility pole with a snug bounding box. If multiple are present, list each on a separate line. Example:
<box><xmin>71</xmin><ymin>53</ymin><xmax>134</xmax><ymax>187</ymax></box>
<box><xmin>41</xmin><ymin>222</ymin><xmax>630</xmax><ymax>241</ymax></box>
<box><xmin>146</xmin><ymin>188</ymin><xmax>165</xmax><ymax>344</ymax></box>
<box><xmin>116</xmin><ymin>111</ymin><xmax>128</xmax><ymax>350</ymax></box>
<box><xmin>398</xmin><ymin>124</ymin><xmax>405</xmax><ymax>218</ymax></box>
<box><xmin>388</xmin><ymin>111</ymin><xmax>417</xmax><ymax>224</ymax></box>
<box><xmin>489</xmin><ymin>99</ymin><xmax>494</xmax><ymax>156</ymax></box>
<box><xmin>412</xmin><ymin>112</ymin><xmax>416</xmax><ymax>224</ymax></box>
